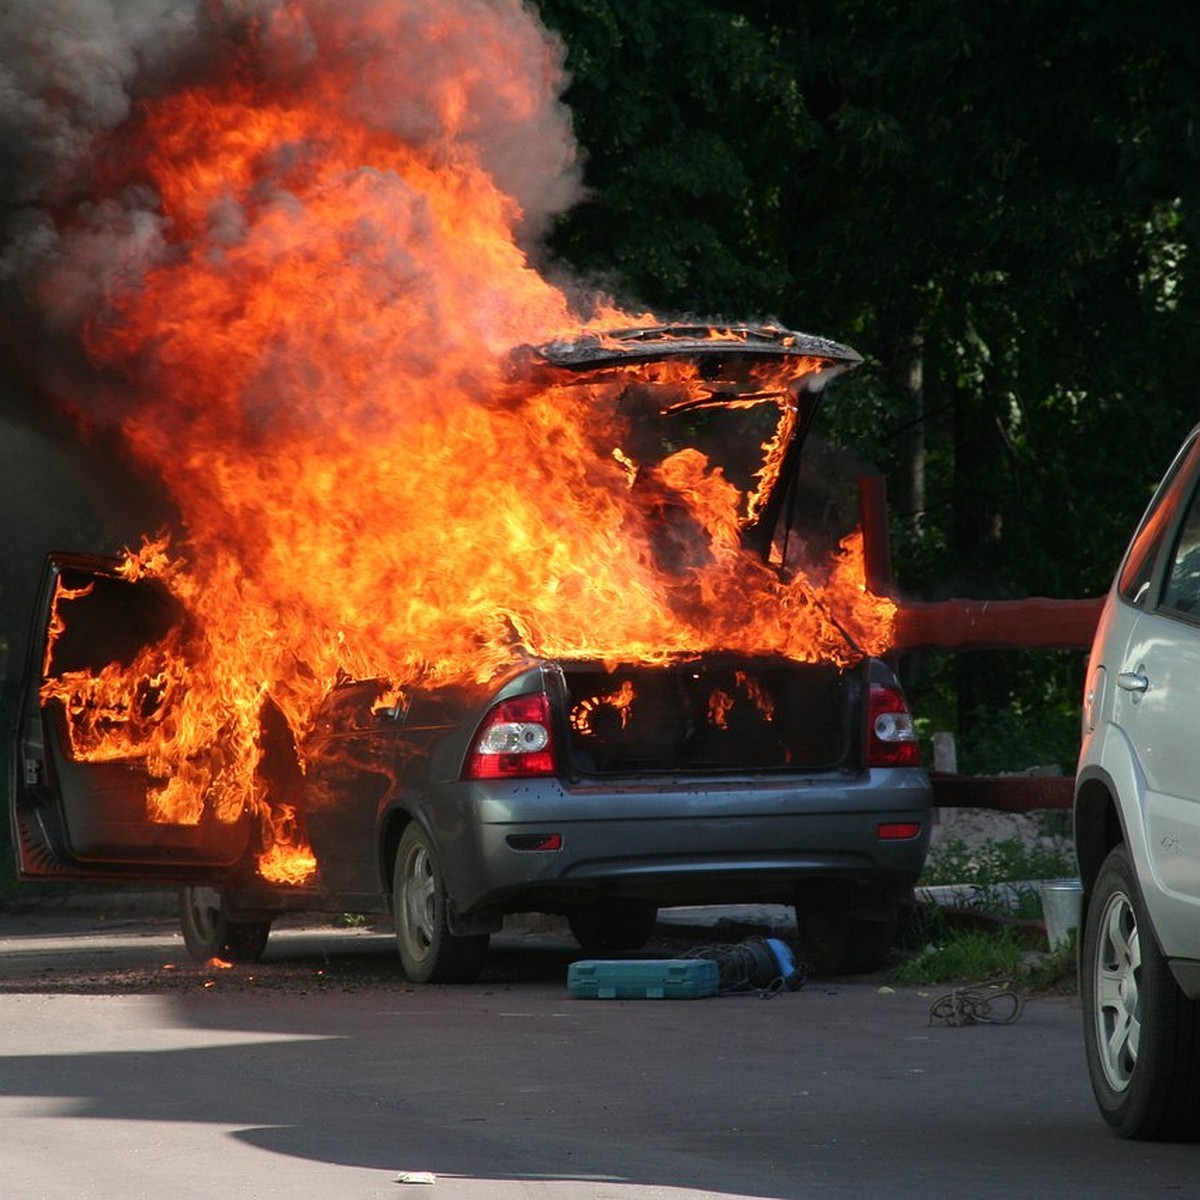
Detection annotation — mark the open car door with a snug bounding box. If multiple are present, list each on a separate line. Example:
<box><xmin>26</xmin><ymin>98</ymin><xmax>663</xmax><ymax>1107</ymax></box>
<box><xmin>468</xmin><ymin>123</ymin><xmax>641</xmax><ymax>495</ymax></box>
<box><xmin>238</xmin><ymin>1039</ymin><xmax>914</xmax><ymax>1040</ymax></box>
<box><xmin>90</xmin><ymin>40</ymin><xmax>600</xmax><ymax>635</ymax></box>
<box><xmin>10</xmin><ymin>553</ymin><xmax>252</xmax><ymax>883</ymax></box>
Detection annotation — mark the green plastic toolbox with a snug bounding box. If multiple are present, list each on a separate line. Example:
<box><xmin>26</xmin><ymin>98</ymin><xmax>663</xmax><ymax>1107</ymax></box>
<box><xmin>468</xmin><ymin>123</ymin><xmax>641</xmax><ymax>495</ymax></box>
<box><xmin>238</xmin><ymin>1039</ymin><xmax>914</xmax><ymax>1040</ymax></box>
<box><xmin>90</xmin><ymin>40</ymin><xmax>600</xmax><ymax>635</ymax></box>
<box><xmin>567</xmin><ymin>958</ymin><xmax>719</xmax><ymax>1000</ymax></box>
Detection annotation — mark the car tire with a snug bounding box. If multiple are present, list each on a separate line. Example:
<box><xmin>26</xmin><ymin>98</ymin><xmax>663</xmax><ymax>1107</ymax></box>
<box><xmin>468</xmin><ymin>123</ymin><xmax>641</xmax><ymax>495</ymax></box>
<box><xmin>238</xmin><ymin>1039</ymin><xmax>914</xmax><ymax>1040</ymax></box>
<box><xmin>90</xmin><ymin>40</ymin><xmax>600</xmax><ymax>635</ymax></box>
<box><xmin>393</xmin><ymin>824</ymin><xmax>489</xmax><ymax>984</ymax></box>
<box><xmin>567</xmin><ymin>899</ymin><xmax>659</xmax><ymax>953</ymax></box>
<box><xmin>795</xmin><ymin>884</ymin><xmax>898</xmax><ymax>976</ymax></box>
<box><xmin>1081</xmin><ymin>844</ymin><xmax>1200</xmax><ymax>1140</ymax></box>
<box><xmin>179</xmin><ymin>886</ymin><xmax>272</xmax><ymax>963</ymax></box>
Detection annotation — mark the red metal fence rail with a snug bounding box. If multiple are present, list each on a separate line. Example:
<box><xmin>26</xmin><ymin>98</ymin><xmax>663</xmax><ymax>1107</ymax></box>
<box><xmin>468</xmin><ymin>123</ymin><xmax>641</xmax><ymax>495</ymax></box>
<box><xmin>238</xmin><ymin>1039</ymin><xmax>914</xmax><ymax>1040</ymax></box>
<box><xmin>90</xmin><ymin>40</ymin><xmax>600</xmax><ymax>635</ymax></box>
<box><xmin>857</xmin><ymin>475</ymin><xmax>1103</xmax><ymax>813</ymax></box>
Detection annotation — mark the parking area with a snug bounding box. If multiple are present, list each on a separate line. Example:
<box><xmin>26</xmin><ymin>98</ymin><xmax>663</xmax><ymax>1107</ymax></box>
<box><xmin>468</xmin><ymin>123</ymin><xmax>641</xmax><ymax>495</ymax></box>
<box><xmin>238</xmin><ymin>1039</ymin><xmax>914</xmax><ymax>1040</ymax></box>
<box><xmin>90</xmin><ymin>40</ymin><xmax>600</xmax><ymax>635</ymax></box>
<box><xmin>0</xmin><ymin>903</ymin><xmax>1195</xmax><ymax>1199</ymax></box>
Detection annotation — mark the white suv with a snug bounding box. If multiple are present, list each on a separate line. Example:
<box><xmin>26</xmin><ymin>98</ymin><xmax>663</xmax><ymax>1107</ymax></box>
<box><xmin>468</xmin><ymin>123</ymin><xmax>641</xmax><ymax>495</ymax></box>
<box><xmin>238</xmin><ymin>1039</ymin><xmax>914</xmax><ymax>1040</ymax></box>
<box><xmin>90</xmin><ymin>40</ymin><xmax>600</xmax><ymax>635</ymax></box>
<box><xmin>1076</xmin><ymin>424</ymin><xmax>1200</xmax><ymax>1139</ymax></box>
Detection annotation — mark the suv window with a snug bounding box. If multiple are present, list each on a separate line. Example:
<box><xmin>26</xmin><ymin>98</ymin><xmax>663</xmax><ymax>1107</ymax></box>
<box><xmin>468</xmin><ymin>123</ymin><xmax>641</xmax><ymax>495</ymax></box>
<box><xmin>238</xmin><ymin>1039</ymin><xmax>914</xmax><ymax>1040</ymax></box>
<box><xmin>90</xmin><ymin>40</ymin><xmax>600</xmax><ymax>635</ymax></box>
<box><xmin>1162</xmin><ymin>477</ymin><xmax>1200</xmax><ymax>617</ymax></box>
<box><xmin>1118</xmin><ymin>431</ymin><xmax>1200</xmax><ymax>605</ymax></box>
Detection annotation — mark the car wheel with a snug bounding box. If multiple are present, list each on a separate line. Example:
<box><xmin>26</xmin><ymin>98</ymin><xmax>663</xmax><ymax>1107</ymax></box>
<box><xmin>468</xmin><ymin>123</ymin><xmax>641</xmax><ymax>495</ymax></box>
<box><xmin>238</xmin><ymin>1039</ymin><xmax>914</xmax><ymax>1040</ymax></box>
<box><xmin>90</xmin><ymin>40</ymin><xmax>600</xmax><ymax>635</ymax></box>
<box><xmin>179</xmin><ymin>886</ymin><xmax>272</xmax><ymax>963</ymax></box>
<box><xmin>795</xmin><ymin>884</ymin><xmax>898</xmax><ymax>976</ymax></box>
<box><xmin>393</xmin><ymin>824</ymin><xmax>489</xmax><ymax>984</ymax></box>
<box><xmin>1081</xmin><ymin>844</ymin><xmax>1200</xmax><ymax>1139</ymax></box>
<box><xmin>567</xmin><ymin>899</ymin><xmax>659</xmax><ymax>953</ymax></box>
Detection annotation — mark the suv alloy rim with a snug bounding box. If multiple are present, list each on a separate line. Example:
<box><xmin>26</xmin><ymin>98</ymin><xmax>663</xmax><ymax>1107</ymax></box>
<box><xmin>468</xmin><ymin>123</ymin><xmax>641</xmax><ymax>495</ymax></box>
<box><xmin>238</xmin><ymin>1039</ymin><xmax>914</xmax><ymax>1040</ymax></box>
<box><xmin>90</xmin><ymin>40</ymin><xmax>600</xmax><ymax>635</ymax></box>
<box><xmin>1094</xmin><ymin>887</ymin><xmax>1141</xmax><ymax>1092</ymax></box>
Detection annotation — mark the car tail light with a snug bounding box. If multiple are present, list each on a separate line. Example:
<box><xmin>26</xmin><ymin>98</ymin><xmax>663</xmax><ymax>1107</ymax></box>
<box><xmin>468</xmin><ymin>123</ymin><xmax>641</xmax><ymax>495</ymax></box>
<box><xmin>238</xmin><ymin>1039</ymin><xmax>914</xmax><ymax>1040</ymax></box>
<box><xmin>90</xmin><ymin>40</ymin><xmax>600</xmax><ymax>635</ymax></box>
<box><xmin>877</xmin><ymin>821</ymin><xmax>922</xmax><ymax>840</ymax></box>
<box><xmin>868</xmin><ymin>682</ymin><xmax>920</xmax><ymax>768</ymax></box>
<box><xmin>506</xmin><ymin>833</ymin><xmax>564</xmax><ymax>851</ymax></box>
<box><xmin>464</xmin><ymin>692</ymin><xmax>557</xmax><ymax>780</ymax></box>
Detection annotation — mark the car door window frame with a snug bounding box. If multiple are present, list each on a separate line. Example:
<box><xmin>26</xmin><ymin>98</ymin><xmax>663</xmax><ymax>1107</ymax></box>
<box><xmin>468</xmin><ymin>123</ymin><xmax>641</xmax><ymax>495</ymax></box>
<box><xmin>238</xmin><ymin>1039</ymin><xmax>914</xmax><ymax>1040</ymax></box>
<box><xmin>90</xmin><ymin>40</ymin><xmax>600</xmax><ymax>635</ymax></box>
<box><xmin>1161</xmin><ymin>472</ymin><xmax>1200</xmax><ymax>619</ymax></box>
<box><xmin>1118</xmin><ymin>428</ymin><xmax>1200</xmax><ymax>610</ymax></box>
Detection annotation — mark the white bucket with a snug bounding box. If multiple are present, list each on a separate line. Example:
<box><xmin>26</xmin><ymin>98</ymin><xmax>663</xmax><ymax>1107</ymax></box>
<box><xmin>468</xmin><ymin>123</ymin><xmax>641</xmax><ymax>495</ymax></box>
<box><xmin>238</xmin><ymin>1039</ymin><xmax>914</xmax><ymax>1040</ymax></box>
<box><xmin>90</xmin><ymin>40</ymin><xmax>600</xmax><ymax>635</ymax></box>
<box><xmin>1040</xmin><ymin>878</ymin><xmax>1083</xmax><ymax>950</ymax></box>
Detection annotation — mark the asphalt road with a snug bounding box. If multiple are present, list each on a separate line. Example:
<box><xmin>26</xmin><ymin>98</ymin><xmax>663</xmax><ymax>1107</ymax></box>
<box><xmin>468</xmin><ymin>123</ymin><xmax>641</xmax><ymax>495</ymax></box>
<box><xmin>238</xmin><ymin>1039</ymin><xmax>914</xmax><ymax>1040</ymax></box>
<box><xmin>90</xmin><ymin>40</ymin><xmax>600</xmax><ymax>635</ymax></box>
<box><xmin>0</xmin><ymin>902</ymin><xmax>1195</xmax><ymax>1199</ymax></box>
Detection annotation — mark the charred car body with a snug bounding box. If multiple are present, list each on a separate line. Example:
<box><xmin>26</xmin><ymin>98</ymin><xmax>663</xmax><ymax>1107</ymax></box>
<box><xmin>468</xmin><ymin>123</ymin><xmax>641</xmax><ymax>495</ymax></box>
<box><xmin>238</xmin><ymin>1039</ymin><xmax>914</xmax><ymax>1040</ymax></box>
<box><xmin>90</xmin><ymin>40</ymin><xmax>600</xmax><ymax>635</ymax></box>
<box><xmin>10</xmin><ymin>325</ymin><xmax>931</xmax><ymax>982</ymax></box>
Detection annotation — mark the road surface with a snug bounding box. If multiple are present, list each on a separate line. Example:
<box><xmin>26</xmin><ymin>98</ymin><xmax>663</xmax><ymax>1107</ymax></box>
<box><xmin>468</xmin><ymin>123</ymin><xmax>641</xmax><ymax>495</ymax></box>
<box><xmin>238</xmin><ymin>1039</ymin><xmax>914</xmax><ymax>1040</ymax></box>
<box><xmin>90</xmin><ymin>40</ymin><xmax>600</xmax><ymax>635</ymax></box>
<box><xmin>0</xmin><ymin>901</ymin><xmax>1193</xmax><ymax>1199</ymax></box>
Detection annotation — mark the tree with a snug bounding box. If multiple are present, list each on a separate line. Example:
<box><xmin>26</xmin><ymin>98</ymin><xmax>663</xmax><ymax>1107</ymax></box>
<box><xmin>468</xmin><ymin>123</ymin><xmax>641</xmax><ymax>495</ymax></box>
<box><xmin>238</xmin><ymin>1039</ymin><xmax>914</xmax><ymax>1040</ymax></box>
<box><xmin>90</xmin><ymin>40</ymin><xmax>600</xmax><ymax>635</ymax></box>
<box><xmin>539</xmin><ymin>0</ymin><xmax>1200</xmax><ymax>762</ymax></box>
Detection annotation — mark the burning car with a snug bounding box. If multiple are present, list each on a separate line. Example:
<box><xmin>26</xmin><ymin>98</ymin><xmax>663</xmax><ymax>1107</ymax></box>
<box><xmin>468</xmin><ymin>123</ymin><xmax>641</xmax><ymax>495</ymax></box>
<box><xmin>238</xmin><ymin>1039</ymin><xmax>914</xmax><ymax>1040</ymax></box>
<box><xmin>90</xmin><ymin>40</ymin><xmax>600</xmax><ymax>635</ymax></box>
<box><xmin>10</xmin><ymin>324</ymin><xmax>931</xmax><ymax>982</ymax></box>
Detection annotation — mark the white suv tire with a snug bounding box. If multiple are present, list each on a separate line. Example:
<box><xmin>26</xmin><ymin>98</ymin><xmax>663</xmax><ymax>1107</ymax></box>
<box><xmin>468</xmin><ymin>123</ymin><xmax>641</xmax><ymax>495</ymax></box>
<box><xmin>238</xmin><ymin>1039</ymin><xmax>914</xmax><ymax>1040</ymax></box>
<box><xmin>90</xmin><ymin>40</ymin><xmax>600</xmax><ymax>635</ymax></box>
<box><xmin>1081</xmin><ymin>844</ymin><xmax>1200</xmax><ymax>1140</ymax></box>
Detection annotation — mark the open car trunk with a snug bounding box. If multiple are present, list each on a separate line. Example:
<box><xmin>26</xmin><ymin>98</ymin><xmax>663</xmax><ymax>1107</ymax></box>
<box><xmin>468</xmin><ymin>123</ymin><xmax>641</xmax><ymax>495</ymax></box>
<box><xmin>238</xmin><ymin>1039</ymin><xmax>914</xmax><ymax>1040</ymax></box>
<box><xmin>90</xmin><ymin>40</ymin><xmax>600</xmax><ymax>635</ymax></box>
<box><xmin>559</xmin><ymin>657</ymin><xmax>862</xmax><ymax>776</ymax></box>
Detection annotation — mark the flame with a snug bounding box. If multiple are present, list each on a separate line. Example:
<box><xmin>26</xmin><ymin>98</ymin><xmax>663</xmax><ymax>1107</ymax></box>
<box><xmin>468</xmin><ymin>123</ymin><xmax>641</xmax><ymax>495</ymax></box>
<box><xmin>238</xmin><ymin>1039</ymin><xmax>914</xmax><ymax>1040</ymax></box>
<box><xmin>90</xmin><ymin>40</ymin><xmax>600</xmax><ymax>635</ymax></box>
<box><xmin>256</xmin><ymin>805</ymin><xmax>319</xmax><ymax>885</ymax></box>
<box><xmin>570</xmin><ymin>679</ymin><xmax>637</xmax><ymax>738</ymax></box>
<box><xmin>33</xmin><ymin>2</ymin><xmax>896</xmax><ymax>885</ymax></box>
<box><xmin>42</xmin><ymin>580</ymin><xmax>94</xmax><ymax>681</ymax></box>
<box><xmin>734</xmin><ymin>671</ymin><xmax>776</xmax><ymax>724</ymax></box>
<box><xmin>707</xmin><ymin>688</ymin><xmax>735</xmax><ymax>731</ymax></box>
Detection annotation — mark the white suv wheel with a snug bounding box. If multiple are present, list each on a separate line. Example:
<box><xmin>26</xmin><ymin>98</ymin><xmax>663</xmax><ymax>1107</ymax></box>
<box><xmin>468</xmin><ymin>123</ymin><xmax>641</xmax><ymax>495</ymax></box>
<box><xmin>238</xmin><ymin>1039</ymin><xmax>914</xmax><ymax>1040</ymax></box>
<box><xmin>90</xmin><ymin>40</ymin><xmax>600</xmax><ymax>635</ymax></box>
<box><xmin>1081</xmin><ymin>845</ymin><xmax>1200</xmax><ymax>1139</ymax></box>
<box><xmin>1091</xmin><ymin>885</ymin><xmax>1141</xmax><ymax>1092</ymax></box>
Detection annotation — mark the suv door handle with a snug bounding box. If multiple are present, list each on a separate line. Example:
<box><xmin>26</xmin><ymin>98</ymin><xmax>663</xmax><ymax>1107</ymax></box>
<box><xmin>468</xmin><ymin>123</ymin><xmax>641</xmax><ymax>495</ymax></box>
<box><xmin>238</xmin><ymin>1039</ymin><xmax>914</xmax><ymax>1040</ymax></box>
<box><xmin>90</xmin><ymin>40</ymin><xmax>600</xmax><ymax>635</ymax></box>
<box><xmin>1117</xmin><ymin>670</ymin><xmax>1149</xmax><ymax>693</ymax></box>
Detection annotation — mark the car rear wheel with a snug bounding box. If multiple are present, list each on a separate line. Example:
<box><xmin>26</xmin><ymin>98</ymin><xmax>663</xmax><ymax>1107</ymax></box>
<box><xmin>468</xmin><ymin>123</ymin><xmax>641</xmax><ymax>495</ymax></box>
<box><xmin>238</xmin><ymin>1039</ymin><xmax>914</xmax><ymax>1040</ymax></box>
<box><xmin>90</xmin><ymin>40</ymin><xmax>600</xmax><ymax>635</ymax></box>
<box><xmin>179</xmin><ymin>886</ymin><xmax>272</xmax><ymax>963</ymax></box>
<box><xmin>795</xmin><ymin>883</ymin><xmax>898</xmax><ymax>976</ymax></box>
<box><xmin>393</xmin><ymin>824</ymin><xmax>489</xmax><ymax>984</ymax></box>
<box><xmin>567</xmin><ymin>899</ymin><xmax>659</xmax><ymax>953</ymax></box>
<box><xmin>1081</xmin><ymin>844</ymin><xmax>1200</xmax><ymax>1140</ymax></box>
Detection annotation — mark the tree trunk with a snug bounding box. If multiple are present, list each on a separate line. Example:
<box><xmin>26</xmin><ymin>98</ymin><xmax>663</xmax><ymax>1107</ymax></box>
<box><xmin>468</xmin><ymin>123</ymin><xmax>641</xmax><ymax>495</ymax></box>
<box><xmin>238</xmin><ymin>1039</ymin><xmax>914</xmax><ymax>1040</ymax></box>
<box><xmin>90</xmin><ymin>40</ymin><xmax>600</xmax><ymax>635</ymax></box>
<box><xmin>893</xmin><ymin>330</ymin><xmax>926</xmax><ymax>536</ymax></box>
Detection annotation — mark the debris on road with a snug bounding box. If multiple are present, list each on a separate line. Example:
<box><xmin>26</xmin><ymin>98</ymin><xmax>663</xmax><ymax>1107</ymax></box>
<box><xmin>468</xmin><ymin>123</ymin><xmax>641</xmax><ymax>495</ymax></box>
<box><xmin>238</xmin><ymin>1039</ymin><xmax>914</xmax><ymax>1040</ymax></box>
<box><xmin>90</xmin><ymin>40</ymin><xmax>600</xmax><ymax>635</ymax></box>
<box><xmin>928</xmin><ymin>978</ymin><xmax>1025</xmax><ymax>1026</ymax></box>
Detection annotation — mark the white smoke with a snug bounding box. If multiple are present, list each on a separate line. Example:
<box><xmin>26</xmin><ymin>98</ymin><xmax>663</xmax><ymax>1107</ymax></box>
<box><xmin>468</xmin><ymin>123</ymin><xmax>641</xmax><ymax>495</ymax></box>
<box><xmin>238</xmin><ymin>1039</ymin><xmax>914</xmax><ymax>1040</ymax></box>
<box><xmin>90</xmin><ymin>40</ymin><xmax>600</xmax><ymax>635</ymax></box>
<box><xmin>0</xmin><ymin>0</ymin><xmax>197</xmax><ymax>205</ymax></box>
<box><xmin>0</xmin><ymin>0</ymin><xmax>581</xmax><ymax>294</ymax></box>
<box><xmin>240</xmin><ymin>0</ymin><xmax>582</xmax><ymax>235</ymax></box>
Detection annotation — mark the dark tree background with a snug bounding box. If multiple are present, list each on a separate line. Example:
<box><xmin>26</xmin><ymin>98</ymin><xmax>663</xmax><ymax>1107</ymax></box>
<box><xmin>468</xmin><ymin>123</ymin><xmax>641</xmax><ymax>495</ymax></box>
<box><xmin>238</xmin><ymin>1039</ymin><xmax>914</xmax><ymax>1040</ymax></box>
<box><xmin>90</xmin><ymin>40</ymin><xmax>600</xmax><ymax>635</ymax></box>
<box><xmin>537</xmin><ymin>0</ymin><xmax>1200</xmax><ymax>769</ymax></box>
<box><xmin>3</xmin><ymin>1</ymin><xmax>1197</xmax><ymax>777</ymax></box>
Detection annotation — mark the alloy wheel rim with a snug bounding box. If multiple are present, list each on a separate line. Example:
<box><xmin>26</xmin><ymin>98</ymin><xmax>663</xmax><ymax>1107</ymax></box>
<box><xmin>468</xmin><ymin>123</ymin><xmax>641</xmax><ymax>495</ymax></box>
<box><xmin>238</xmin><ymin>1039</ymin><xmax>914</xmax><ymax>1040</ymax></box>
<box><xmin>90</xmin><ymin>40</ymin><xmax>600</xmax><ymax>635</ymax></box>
<box><xmin>1093</xmin><ymin>888</ymin><xmax>1141</xmax><ymax>1092</ymax></box>
<box><xmin>188</xmin><ymin>886</ymin><xmax>222</xmax><ymax>942</ymax></box>
<box><xmin>403</xmin><ymin>845</ymin><xmax>437</xmax><ymax>955</ymax></box>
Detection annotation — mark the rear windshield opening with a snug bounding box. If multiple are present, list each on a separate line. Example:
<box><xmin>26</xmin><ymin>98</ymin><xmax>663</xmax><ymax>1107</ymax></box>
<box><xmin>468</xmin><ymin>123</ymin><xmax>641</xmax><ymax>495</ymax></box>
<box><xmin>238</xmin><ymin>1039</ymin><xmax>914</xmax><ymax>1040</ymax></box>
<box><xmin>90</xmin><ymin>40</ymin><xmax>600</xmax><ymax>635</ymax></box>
<box><xmin>615</xmin><ymin>385</ymin><xmax>790</xmax><ymax>505</ymax></box>
<box><xmin>563</xmin><ymin>661</ymin><xmax>855</xmax><ymax>774</ymax></box>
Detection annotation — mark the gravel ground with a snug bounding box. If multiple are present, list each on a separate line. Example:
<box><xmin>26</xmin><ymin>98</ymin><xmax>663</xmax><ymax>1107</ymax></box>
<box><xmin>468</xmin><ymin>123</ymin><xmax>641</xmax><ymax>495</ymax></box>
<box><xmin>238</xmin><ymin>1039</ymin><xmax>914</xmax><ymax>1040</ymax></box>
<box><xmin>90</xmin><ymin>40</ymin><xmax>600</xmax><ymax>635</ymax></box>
<box><xmin>928</xmin><ymin>805</ymin><xmax>1074</xmax><ymax>865</ymax></box>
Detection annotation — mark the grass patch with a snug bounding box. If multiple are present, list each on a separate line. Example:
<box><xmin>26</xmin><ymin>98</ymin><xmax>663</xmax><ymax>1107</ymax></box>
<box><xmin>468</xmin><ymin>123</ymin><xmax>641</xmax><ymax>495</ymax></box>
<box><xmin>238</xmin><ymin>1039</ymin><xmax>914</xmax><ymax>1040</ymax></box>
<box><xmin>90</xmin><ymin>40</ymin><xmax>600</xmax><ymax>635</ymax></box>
<box><xmin>894</xmin><ymin>903</ymin><xmax>1077</xmax><ymax>990</ymax></box>
<box><xmin>893</xmin><ymin>828</ymin><xmax>1081</xmax><ymax>991</ymax></box>
<box><xmin>894</xmin><ymin>923</ymin><xmax>1026</xmax><ymax>985</ymax></box>
<box><xmin>920</xmin><ymin>832</ymin><xmax>1076</xmax><ymax>891</ymax></box>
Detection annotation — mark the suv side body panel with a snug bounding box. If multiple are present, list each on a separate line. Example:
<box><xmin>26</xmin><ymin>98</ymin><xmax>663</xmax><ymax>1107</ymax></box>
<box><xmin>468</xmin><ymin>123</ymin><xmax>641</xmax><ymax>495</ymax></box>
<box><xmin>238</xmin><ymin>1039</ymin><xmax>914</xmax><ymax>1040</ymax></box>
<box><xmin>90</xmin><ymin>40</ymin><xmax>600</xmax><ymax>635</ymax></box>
<box><xmin>1077</xmin><ymin>425</ymin><xmax>1200</xmax><ymax>969</ymax></box>
<box><xmin>1078</xmin><ymin>598</ymin><xmax>1200</xmax><ymax>964</ymax></box>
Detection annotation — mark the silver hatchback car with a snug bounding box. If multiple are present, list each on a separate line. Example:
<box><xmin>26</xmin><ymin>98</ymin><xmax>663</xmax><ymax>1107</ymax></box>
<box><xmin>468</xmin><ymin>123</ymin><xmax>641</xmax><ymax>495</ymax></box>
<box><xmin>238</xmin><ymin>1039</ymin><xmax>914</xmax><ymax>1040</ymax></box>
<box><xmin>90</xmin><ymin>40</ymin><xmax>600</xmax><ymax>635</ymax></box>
<box><xmin>1076</xmin><ymin>423</ymin><xmax>1200</xmax><ymax>1139</ymax></box>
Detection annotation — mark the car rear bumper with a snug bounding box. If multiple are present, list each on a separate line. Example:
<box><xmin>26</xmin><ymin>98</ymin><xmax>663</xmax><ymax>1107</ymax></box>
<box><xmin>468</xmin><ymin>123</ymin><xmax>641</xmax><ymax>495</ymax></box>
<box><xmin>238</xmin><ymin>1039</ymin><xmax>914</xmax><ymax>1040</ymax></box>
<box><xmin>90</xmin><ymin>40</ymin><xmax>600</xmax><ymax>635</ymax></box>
<box><xmin>427</xmin><ymin>767</ymin><xmax>932</xmax><ymax>915</ymax></box>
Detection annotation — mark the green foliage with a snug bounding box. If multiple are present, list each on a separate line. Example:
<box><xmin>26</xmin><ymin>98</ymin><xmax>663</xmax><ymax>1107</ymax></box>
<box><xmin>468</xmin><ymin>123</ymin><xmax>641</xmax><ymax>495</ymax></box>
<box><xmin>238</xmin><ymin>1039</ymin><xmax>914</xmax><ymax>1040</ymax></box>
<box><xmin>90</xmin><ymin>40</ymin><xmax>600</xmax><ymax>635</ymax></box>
<box><xmin>893</xmin><ymin>911</ymin><xmax>1076</xmax><ymax>990</ymax></box>
<box><xmin>909</xmin><ymin>650</ymin><xmax>1085</xmax><ymax>775</ymax></box>
<box><xmin>951</xmin><ymin>705</ymin><xmax>1080</xmax><ymax>778</ymax></box>
<box><xmin>899</xmin><ymin>834</ymin><xmax>1079</xmax><ymax>989</ymax></box>
<box><xmin>920</xmin><ymin>836</ymin><xmax>1076</xmax><ymax>890</ymax></box>
<box><xmin>893</xmin><ymin>918</ymin><xmax>1027</xmax><ymax>986</ymax></box>
<box><xmin>537</xmin><ymin>0</ymin><xmax>1200</xmax><ymax>751</ymax></box>
<box><xmin>539</xmin><ymin>0</ymin><xmax>817</xmax><ymax>315</ymax></box>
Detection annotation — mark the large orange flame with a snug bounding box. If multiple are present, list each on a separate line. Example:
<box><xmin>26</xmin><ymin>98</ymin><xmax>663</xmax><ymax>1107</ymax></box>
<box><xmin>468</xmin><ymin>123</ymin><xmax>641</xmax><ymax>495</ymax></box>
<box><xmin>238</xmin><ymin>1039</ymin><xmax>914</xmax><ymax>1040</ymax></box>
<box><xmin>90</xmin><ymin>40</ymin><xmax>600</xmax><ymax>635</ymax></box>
<box><xmin>36</xmin><ymin>1</ymin><xmax>895</xmax><ymax>884</ymax></box>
